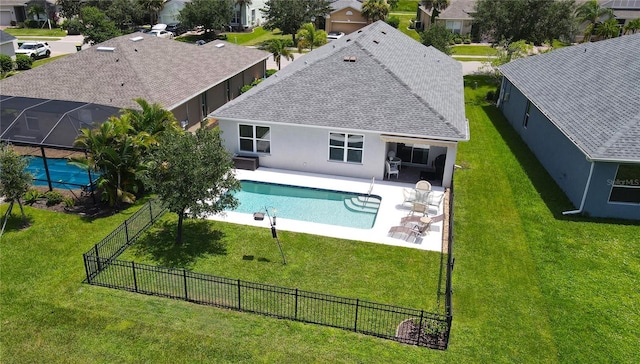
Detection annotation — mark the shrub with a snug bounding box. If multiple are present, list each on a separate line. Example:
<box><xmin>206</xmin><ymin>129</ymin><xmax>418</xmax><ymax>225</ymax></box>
<box><xmin>266</xmin><ymin>69</ymin><xmax>277</xmax><ymax>78</ymax></box>
<box><xmin>0</xmin><ymin>54</ymin><xmax>13</xmax><ymax>73</ymax></box>
<box><xmin>15</xmin><ymin>54</ymin><xmax>32</xmax><ymax>70</ymax></box>
<box><xmin>24</xmin><ymin>19</ymin><xmax>38</xmax><ymax>28</ymax></box>
<box><xmin>486</xmin><ymin>90</ymin><xmax>499</xmax><ymax>102</ymax></box>
<box><xmin>386</xmin><ymin>16</ymin><xmax>400</xmax><ymax>29</ymax></box>
<box><xmin>62</xmin><ymin>19</ymin><xmax>83</xmax><ymax>35</ymax></box>
<box><xmin>240</xmin><ymin>84</ymin><xmax>253</xmax><ymax>93</ymax></box>
<box><xmin>44</xmin><ymin>191</ymin><xmax>64</xmax><ymax>206</ymax></box>
<box><xmin>10</xmin><ymin>20</ymin><xmax>16</xmax><ymax>26</ymax></box>
<box><xmin>63</xmin><ymin>197</ymin><xmax>76</xmax><ymax>208</ymax></box>
<box><xmin>23</xmin><ymin>189</ymin><xmax>42</xmax><ymax>205</ymax></box>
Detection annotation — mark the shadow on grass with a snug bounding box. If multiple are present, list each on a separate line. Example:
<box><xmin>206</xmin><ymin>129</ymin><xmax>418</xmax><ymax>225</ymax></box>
<box><xmin>130</xmin><ymin>219</ymin><xmax>227</xmax><ymax>269</ymax></box>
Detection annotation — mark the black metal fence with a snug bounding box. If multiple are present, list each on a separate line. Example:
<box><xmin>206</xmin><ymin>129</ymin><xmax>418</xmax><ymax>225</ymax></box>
<box><xmin>83</xmin><ymin>198</ymin><xmax>454</xmax><ymax>350</ymax></box>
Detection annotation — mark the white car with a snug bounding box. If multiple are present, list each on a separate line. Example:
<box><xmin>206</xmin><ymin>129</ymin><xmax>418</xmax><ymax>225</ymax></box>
<box><xmin>15</xmin><ymin>41</ymin><xmax>51</xmax><ymax>59</ymax></box>
<box><xmin>327</xmin><ymin>31</ymin><xmax>345</xmax><ymax>41</ymax></box>
<box><xmin>149</xmin><ymin>23</ymin><xmax>174</xmax><ymax>39</ymax></box>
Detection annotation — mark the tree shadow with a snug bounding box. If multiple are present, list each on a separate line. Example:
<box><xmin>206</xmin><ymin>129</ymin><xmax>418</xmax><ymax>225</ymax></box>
<box><xmin>130</xmin><ymin>219</ymin><xmax>227</xmax><ymax>269</ymax></box>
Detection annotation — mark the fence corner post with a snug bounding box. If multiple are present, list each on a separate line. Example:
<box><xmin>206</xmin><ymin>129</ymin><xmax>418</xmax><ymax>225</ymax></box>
<box><xmin>416</xmin><ymin>310</ymin><xmax>424</xmax><ymax>347</ymax></box>
<box><xmin>354</xmin><ymin>298</ymin><xmax>359</xmax><ymax>332</ymax></box>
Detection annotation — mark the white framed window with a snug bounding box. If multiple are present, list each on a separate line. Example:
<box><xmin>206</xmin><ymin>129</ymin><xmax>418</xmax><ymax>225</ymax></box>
<box><xmin>446</xmin><ymin>20</ymin><xmax>462</xmax><ymax>34</ymax></box>
<box><xmin>239</xmin><ymin>124</ymin><xmax>270</xmax><ymax>153</ymax></box>
<box><xmin>608</xmin><ymin>164</ymin><xmax>640</xmax><ymax>204</ymax></box>
<box><xmin>329</xmin><ymin>132</ymin><xmax>364</xmax><ymax>163</ymax></box>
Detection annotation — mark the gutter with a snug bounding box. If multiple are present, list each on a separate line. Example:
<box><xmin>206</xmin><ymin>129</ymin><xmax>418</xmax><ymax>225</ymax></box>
<box><xmin>563</xmin><ymin>161</ymin><xmax>595</xmax><ymax>215</ymax></box>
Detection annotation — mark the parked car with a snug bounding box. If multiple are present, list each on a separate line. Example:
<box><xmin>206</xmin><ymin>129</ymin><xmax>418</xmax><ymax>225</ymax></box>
<box><xmin>149</xmin><ymin>29</ymin><xmax>174</xmax><ymax>39</ymax></box>
<box><xmin>327</xmin><ymin>31</ymin><xmax>345</xmax><ymax>41</ymax></box>
<box><xmin>15</xmin><ymin>41</ymin><xmax>51</xmax><ymax>59</ymax></box>
<box><xmin>166</xmin><ymin>23</ymin><xmax>187</xmax><ymax>36</ymax></box>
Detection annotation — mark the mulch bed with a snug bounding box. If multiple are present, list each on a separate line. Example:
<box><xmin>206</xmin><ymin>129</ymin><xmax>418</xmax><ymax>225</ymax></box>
<box><xmin>395</xmin><ymin>318</ymin><xmax>449</xmax><ymax>349</ymax></box>
<box><xmin>27</xmin><ymin>186</ymin><xmax>122</xmax><ymax>218</ymax></box>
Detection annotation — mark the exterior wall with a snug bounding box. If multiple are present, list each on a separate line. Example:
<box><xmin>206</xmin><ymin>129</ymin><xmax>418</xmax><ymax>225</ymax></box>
<box><xmin>0</xmin><ymin>40</ymin><xmax>16</xmax><ymax>59</ymax></box>
<box><xmin>498</xmin><ymin>78</ymin><xmax>592</xmax><ymax>207</ymax></box>
<box><xmin>158</xmin><ymin>2</ymin><xmax>183</xmax><ymax>25</ymax></box>
<box><xmin>325</xmin><ymin>7</ymin><xmax>368</xmax><ymax>34</ymax></box>
<box><xmin>583</xmin><ymin>162</ymin><xmax>640</xmax><ymax>220</ymax></box>
<box><xmin>218</xmin><ymin>120</ymin><xmax>387</xmax><ymax>180</ymax></box>
<box><xmin>171</xmin><ymin>97</ymin><xmax>201</xmax><ymax>129</ymax></box>
<box><xmin>205</xmin><ymin>83</ymin><xmax>227</xmax><ymax>114</ymax></box>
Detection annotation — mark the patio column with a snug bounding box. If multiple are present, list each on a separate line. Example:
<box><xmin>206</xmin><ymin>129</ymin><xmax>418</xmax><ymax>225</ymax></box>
<box><xmin>441</xmin><ymin>144</ymin><xmax>457</xmax><ymax>188</ymax></box>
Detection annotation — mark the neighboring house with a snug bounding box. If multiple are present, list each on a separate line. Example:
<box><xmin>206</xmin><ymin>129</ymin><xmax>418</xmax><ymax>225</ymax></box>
<box><xmin>417</xmin><ymin>0</ymin><xmax>476</xmax><ymax>36</ymax></box>
<box><xmin>157</xmin><ymin>0</ymin><xmax>189</xmax><ymax>25</ymax></box>
<box><xmin>497</xmin><ymin>34</ymin><xmax>640</xmax><ymax>220</ymax></box>
<box><xmin>210</xmin><ymin>21</ymin><xmax>469</xmax><ymax>188</ymax></box>
<box><xmin>0</xmin><ymin>0</ymin><xmax>27</xmax><ymax>27</ymax></box>
<box><xmin>157</xmin><ymin>0</ymin><xmax>267</xmax><ymax>30</ymax></box>
<box><xmin>602</xmin><ymin>0</ymin><xmax>640</xmax><ymax>30</ymax></box>
<box><xmin>325</xmin><ymin>0</ymin><xmax>367</xmax><ymax>34</ymax></box>
<box><xmin>0</xmin><ymin>34</ymin><xmax>270</xmax><ymax>150</ymax></box>
<box><xmin>0</xmin><ymin>30</ymin><xmax>18</xmax><ymax>59</ymax></box>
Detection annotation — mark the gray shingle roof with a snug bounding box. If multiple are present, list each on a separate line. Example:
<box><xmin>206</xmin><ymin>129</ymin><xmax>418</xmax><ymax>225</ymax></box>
<box><xmin>421</xmin><ymin>0</ymin><xmax>476</xmax><ymax>20</ymax></box>
<box><xmin>0</xmin><ymin>30</ymin><xmax>17</xmax><ymax>44</ymax></box>
<box><xmin>499</xmin><ymin>34</ymin><xmax>640</xmax><ymax>162</ymax></box>
<box><xmin>0</xmin><ymin>34</ymin><xmax>270</xmax><ymax>111</ymax></box>
<box><xmin>212</xmin><ymin>21</ymin><xmax>468</xmax><ymax>141</ymax></box>
<box><xmin>330</xmin><ymin>0</ymin><xmax>363</xmax><ymax>12</ymax></box>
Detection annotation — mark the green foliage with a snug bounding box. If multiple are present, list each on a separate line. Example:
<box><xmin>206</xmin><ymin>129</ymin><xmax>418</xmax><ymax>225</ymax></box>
<box><xmin>61</xmin><ymin>18</ymin><xmax>84</xmax><ymax>35</ymax></box>
<box><xmin>596</xmin><ymin>17</ymin><xmax>621</xmax><ymax>39</ymax></box>
<box><xmin>261</xmin><ymin>38</ymin><xmax>294</xmax><ymax>70</ymax></box>
<box><xmin>63</xmin><ymin>196</ymin><xmax>76</xmax><ymax>208</ymax></box>
<box><xmin>576</xmin><ymin>0</ymin><xmax>614</xmax><ymax>42</ymax></box>
<box><xmin>487</xmin><ymin>40</ymin><xmax>534</xmax><ymax>79</ymax></box>
<box><xmin>361</xmin><ymin>0</ymin><xmax>390</xmax><ymax>22</ymax></box>
<box><xmin>44</xmin><ymin>191</ymin><xmax>64</xmax><ymax>206</ymax></box>
<box><xmin>240</xmin><ymin>78</ymin><xmax>262</xmax><ymax>94</ymax></box>
<box><xmin>262</xmin><ymin>0</ymin><xmax>332</xmax><ymax>42</ymax></box>
<box><xmin>79</xmin><ymin>6</ymin><xmax>121</xmax><ymax>45</ymax></box>
<box><xmin>0</xmin><ymin>54</ymin><xmax>13</xmax><ymax>74</ymax></box>
<box><xmin>142</xmin><ymin>128</ymin><xmax>241</xmax><ymax>244</ymax></box>
<box><xmin>107</xmin><ymin>0</ymin><xmax>146</xmax><ymax>31</ymax></box>
<box><xmin>420</xmin><ymin>23</ymin><xmax>452</xmax><ymax>55</ymax></box>
<box><xmin>0</xmin><ymin>145</ymin><xmax>33</xmax><ymax>203</ymax></box>
<box><xmin>179</xmin><ymin>0</ymin><xmax>234</xmax><ymax>35</ymax></box>
<box><xmin>23</xmin><ymin>189</ymin><xmax>42</xmax><ymax>205</ymax></box>
<box><xmin>15</xmin><ymin>54</ymin><xmax>32</xmax><ymax>70</ymax></box>
<box><xmin>624</xmin><ymin>18</ymin><xmax>640</xmax><ymax>34</ymax></box>
<box><xmin>295</xmin><ymin>23</ymin><xmax>327</xmax><ymax>52</ymax></box>
<box><xmin>266</xmin><ymin>69</ymin><xmax>277</xmax><ymax>77</ymax></box>
<box><xmin>385</xmin><ymin>16</ymin><xmax>400</xmax><ymax>29</ymax></box>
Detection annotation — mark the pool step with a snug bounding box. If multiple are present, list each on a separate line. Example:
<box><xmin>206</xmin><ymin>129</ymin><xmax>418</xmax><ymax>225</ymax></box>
<box><xmin>343</xmin><ymin>196</ymin><xmax>380</xmax><ymax>214</ymax></box>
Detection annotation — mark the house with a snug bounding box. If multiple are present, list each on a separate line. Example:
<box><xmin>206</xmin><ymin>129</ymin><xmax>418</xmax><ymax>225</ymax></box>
<box><xmin>210</xmin><ymin>21</ymin><xmax>469</xmax><ymax>188</ymax></box>
<box><xmin>417</xmin><ymin>0</ymin><xmax>476</xmax><ymax>36</ymax></box>
<box><xmin>602</xmin><ymin>0</ymin><xmax>640</xmax><ymax>31</ymax></box>
<box><xmin>0</xmin><ymin>33</ymin><xmax>270</xmax><ymax>149</ymax></box>
<box><xmin>0</xmin><ymin>0</ymin><xmax>27</xmax><ymax>27</ymax></box>
<box><xmin>157</xmin><ymin>0</ymin><xmax>190</xmax><ymax>25</ymax></box>
<box><xmin>325</xmin><ymin>0</ymin><xmax>367</xmax><ymax>34</ymax></box>
<box><xmin>158</xmin><ymin>0</ymin><xmax>267</xmax><ymax>30</ymax></box>
<box><xmin>497</xmin><ymin>33</ymin><xmax>640</xmax><ymax>220</ymax></box>
<box><xmin>0</xmin><ymin>30</ymin><xmax>18</xmax><ymax>59</ymax></box>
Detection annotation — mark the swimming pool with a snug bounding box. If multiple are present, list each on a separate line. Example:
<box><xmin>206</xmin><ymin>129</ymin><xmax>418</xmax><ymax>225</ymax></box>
<box><xmin>230</xmin><ymin>180</ymin><xmax>382</xmax><ymax>229</ymax></box>
<box><xmin>26</xmin><ymin>157</ymin><xmax>96</xmax><ymax>189</ymax></box>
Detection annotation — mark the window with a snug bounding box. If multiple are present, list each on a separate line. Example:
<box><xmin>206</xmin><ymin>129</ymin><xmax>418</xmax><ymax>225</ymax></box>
<box><xmin>239</xmin><ymin>124</ymin><xmax>270</xmax><ymax>153</ymax></box>
<box><xmin>252</xmin><ymin>9</ymin><xmax>256</xmax><ymax>23</ymax></box>
<box><xmin>609</xmin><ymin>164</ymin><xmax>640</xmax><ymax>204</ymax></box>
<box><xmin>523</xmin><ymin>100</ymin><xmax>532</xmax><ymax>128</ymax></box>
<box><xmin>446</xmin><ymin>20</ymin><xmax>462</xmax><ymax>34</ymax></box>
<box><xmin>329</xmin><ymin>132</ymin><xmax>363</xmax><ymax>163</ymax></box>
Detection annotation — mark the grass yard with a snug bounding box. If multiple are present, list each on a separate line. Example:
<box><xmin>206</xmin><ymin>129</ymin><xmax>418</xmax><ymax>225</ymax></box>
<box><xmin>1</xmin><ymin>75</ymin><xmax>638</xmax><ymax>363</ymax></box>
<box><xmin>451</xmin><ymin>45</ymin><xmax>498</xmax><ymax>56</ymax></box>
<box><xmin>3</xmin><ymin>28</ymin><xmax>66</xmax><ymax>38</ymax></box>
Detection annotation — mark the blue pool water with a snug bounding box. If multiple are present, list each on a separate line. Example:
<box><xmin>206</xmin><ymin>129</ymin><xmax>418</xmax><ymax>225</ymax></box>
<box><xmin>26</xmin><ymin>157</ymin><xmax>96</xmax><ymax>189</ymax></box>
<box><xmin>230</xmin><ymin>180</ymin><xmax>381</xmax><ymax>229</ymax></box>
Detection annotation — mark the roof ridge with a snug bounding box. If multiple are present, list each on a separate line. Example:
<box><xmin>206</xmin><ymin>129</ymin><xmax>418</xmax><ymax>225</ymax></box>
<box><xmin>596</xmin><ymin>111</ymin><xmax>640</xmax><ymax>155</ymax></box>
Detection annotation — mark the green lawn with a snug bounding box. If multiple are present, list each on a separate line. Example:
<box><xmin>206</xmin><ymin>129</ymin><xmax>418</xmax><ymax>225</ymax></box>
<box><xmin>451</xmin><ymin>45</ymin><xmax>498</xmax><ymax>56</ymax></box>
<box><xmin>3</xmin><ymin>28</ymin><xmax>66</xmax><ymax>38</ymax></box>
<box><xmin>1</xmin><ymin>75</ymin><xmax>638</xmax><ymax>362</ymax></box>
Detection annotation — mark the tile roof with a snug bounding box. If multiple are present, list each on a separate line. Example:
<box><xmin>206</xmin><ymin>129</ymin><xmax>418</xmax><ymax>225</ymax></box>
<box><xmin>499</xmin><ymin>34</ymin><xmax>640</xmax><ymax>162</ymax></box>
<box><xmin>0</xmin><ymin>34</ymin><xmax>270</xmax><ymax>111</ymax></box>
<box><xmin>212</xmin><ymin>21</ymin><xmax>468</xmax><ymax>141</ymax></box>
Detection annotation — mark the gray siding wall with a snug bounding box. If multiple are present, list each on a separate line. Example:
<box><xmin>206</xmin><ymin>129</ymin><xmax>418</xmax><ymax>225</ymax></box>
<box><xmin>584</xmin><ymin>163</ymin><xmax>640</xmax><ymax>220</ymax></box>
<box><xmin>499</xmin><ymin>79</ymin><xmax>591</xmax><ymax>207</ymax></box>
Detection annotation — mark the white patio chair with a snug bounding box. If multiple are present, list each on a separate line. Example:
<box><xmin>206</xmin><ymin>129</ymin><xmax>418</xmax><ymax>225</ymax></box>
<box><xmin>385</xmin><ymin>161</ymin><xmax>399</xmax><ymax>179</ymax></box>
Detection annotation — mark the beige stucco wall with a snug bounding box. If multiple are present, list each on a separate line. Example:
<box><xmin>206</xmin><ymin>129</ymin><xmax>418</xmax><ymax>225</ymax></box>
<box><xmin>325</xmin><ymin>7</ymin><xmax>368</xmax><ymax>34</ymax></box>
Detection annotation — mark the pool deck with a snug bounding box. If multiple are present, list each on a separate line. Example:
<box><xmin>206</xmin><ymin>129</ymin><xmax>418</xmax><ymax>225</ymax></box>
<box><xmin>205</xmin><ymin>168</ymin><xmax>446</xmax><ymax>252</ymax></box>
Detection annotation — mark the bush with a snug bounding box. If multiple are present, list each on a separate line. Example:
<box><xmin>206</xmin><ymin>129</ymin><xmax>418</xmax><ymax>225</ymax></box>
<box><xmin>24</xmin><ymin>19</ymin><xmax>38</xmax><ymax>28</ymax></box>
<box><xmin>62</xmin><ymin>19</ymin><xmax>83</xmax><ymax>35</ymax></box>
<box><xmin>386</xmin><ymin>16</ymin><xmax>400</xmax><ymax>29</ymax></box>
<box><xmin>23</xmin><ymin>189</ymin><xmax>42</xmax><ymax>205</ymax></box>
<box><xmin>0</xmin><ymin>54</ymin><xmax>13</xmax><ymax>73</ymax></box>
<box><xmin>266</xmin><ymin>69</ymin><xmax>277</xmax><ymax>78</ymax></box>
<box><xmin>44</xmin><ymin>191</ymin><xmax>64</xmax><ymax>206</ymax></box>
<box><xmin>15</xmin><ymin>54</ymin><xmax>32</xmax><ymax>70</ymax></box>
<box><xmin>486</xmin><ymin>90</ymin><xmax>499</xmax><ymax>102</ymax></box>
<box><xmin>63</xmin><ymin>197</ymin><xmax>76</xmax><ymax>208</ymax></box>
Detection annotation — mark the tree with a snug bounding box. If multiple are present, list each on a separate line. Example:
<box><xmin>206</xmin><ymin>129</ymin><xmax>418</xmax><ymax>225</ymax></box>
<box><xmin>137</xmin><ymin>0</ymin><xmax>165</xmax><ymax>25</ymax></box>
<box><xmin>57</xmin><ymin>0</ymin><xmax>83</xmax><ymax>19</ymax></box>
<box><xmin>473</xmin><ymin>0</ymin><xmax>576</xmax><ymax>44</ymax></box>
<box><xmin>596</xmin><ymin>17</ymin><xmax>621</xmax><ymax>39</ymax></box>
<box><xmin>361</xmin><ymin>0</ymin><xmax>390</xmax><ymax>23</ymax></box>
<box><xmin>263</xmin><ymin>38</ymin><xmax>294</xmax><ymax>70</ymax></box>
<box><xmin>0</xmin><ymin>144</ymin><xmax>32</xmax><ymax>232</ymax></box>
<box><xmin>126</xmin><ymin>98</ymin><xmax>181</xmax><ymax>139</ymax></box>
<box><xmin>179</xmin><ymin>0</ymin><xmax>234</xmax><ymax>37</ymax></box>
<box><xmin>296</xmin><ymin>22</ymin><xmax>327</xmax><ymax>52</ymax></box>
<box><xmin>624</xmin><ymin>18</ymin><xmax>640</xmax><ymax>34</ymax></box>
<box><xmin>422</xmin><ymin>0</ymin><xmax>450</xmax><ymax>24</ymax></box>
<box><xmin>261</xmin><ymin>0</ymin><xmax>332</xmax><ymax>43</ymax></box>
<box><xmin>575</xmin><ymin>0</ymin><xmax>614</xmax><ymax>42</ymax></box>
<box><xmin>488</xmin><ymin>39</ymin><xmax>534</xmax><ymax>79</ymax></box>
<box><xmin>108</xmin><ymin>0</ymin><xmax>146</xmax><ymax>31</ymax></box>
<box><xmin>420</xmin><ymin>23</ymin><xmax>451</xmax><ymax>55</ymax></box>
<box><xmin>78</xmin><ymin>6</ymin><xmax>121</xmax><ymax>45</ymax></box>
<box><xmin>27</xmin><ymin>4</ymin><xmax>45</xmax><ymax>27</ymax></box>
<box><xmin>142</xmin><ymin>127</ymin><xmax>240</xmax><ymax>244</ymax></box>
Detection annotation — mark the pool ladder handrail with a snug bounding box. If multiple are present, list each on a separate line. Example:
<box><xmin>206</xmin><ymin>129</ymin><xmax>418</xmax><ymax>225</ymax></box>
<box><xmin>364</xmin><ymin>177</ymin><xmax>375</xmax><ymax>206</ymax></box>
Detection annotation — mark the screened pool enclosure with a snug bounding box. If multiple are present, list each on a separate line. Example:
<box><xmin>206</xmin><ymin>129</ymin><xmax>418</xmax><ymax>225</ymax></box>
<box><xmin>1</xmin><ymin>95</ymin><xmax>121</xmax><ymax>193</ymax></box>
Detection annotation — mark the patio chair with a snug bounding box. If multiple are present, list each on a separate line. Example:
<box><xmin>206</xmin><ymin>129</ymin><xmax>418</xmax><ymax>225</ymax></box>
<box><xmin>426</xmin><ymin>192</ymin><xmax>444</xmax><ymax>214</ymax></box>
<box><xmin>400</xmin><ymin>215</ymin><xmax>431</xmax><ymax>228</ymax></box>
<box><xmin>385</xmin><ymin>160</ymin><xmax>399</xmax><ymax>179</ymax></box>
<box><xmin>387</xmin><ymin>223</ymin><xmax>430</xmax><ymax>243</ymax></box>
<box><xmin>402</xmin><ymin>188</ymin><xmax>417</xmax><ymax>204</ymax></box>
<box><xmin>415</xmin><ymin>180</ymin><xmax>432</xmax><ymax>192</ymax></box>
<box><xmin>409</xmin><ymin>202</ymin><xmax>427</xmax><ymax>216</ymax></box>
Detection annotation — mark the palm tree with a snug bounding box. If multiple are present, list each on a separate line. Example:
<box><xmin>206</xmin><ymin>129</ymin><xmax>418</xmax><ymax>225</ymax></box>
<box><xmin>235</xmin><ymin>0</ymin><xmax>253</xmax><ymax>28</ymax></box>
<box><xmin>361</xmin><ymin>0</ymin><xmax>390</xmax><ymax>23</ymax></box>
<box><xmin>596</xmin><ymin>17</ymin><xmax>621</xmax><ymax>39</ymax></box>
<box><xmin>265</xmin><ymin>39</ymin><xmax>294</xmax><ymax>70</ymax></box>
<box><xmin>137</xmin><ymin>0</ymin><xmax>164</xmax><ymax>25</ymax></box>
<box><xmin>296</xmin><ymin>22</ymin><xmax>327</xmax><ymax>52</ymax></box>
<box><xmin>27</xmin><ymin>4</ymin><xmax>45</xmax><ymax>27</ymax></box>
<box><xmin>422</xmin><ymin>0</ymin><xmax>450</xmax><ymax>24</ymax></box>
<box><xmin>126</xmin><ymin>98</ymin><xmax>179</xmax><ymax>139</ymax></box>
<box><xmin>575</xmin><ymin>0</ymin><xmax>614</xmax><ymax>42</ymax></box>
<box><xmin>623</xmin><ymin>18</ymin><xmax>640</xmax><ymax>34</ymax></box>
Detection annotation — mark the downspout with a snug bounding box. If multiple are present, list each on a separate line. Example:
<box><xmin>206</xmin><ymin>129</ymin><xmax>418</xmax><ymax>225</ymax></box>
<box><xmin>563</xmin><ymin>161</ymin><xmax>595</xmax><ymax>215</ymax></box>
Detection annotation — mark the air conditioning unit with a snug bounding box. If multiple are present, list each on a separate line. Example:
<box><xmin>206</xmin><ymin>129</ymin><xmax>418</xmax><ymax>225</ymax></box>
<box><xmin>414</xmin><ymin>21</ymin><xmax>423</xmax><ymax>30</ymax></box>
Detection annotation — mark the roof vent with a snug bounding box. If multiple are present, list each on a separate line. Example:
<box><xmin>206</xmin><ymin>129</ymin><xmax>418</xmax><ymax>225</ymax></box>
<box><xmin>129</xmin><ymin>36</ymin><xmax>144</xmax><ymax>42</ymax></box>
<box><xmin>373</xmin><ymin>39</ymin><xmax>379</xmax><ymax>44</ymax></box>
<box><xmin>346</xmin><ymin>38</ymin><xmax>351</xmax><ymax>42</ymax></box>
<box><xmin>343</xmin><ymin>56</ymin><xmax>356</xmax><ymax>62</ymax></box>
<box><xmin>381</xmin><ymin>31</ymin><xmax>386</xmax><ymax>35</ymax></box>
<box><xmin>215</xmin><ymin>43</ymin><xmax>224</xmax><ymax>48</ymax></box>
<box><xmin>96</xmin><ymin>46</ymin><xmax>116</xmax><ymax>52</ymax></box>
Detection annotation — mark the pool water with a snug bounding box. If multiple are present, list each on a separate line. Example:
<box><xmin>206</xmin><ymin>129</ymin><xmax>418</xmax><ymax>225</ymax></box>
<box><xmin>230</xmin><ymin>180</ymin><xmax>382</xmax><ymax>229</ymax></box>
<box><xmin>26</xmin><ymin>157</ymin><xmax>96</xmax><ymax>189</ymax></box>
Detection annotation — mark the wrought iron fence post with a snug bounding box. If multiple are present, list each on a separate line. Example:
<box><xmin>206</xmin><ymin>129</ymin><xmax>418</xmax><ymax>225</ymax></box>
<box><xmin>183</xmin><ymin>269</ymin><xmax>188</xmax><ymax>301</ymax></box>
<box><xmin>124</xmin><ymin>220</ymin><xmax>129</xmax><ymax>243</ymax></box>
<box><xmin>94</xmin><ymin>245</ymin><xmax>101</xmax><ymax>272</ymax></box>
<box><xmin>149</xmin><ymin>201</ymin><xmax>153</xmax><ymax>222</ymax></box>
<box><xmin>237</xmin><ymin>279</ymin><xmax>242</xmax><ymax>310</ymax></box>
<box><xmin>83</xmin><ymin>254</ymin><xmax>91</xmax><ymax>283</ymax></box>
<box><xmin>294</xmin><ymin>288</ymin><xmax>299</xmax><ymax>320</ymax></box>
<box><xmin>132</xmin><ymin>261</ymin><xmax>138</xmax><ymax>292</ymax></box>
<box><xmin>416</xmin><ymin>310</ymin><xmax>424</xmax><ymax>346</ymax></box>
<box><xmin>354</xmin><ymin>299</ymin><xmax>359</xmax><ymax>332</ymax></box>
